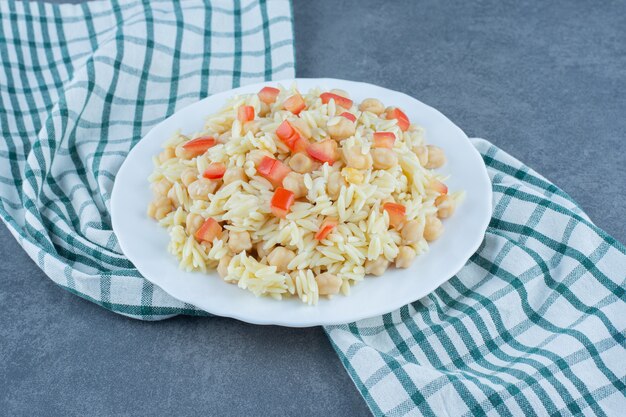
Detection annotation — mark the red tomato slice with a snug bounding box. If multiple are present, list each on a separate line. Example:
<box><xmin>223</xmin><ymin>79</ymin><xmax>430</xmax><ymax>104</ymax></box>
<box><xmin>257</xmin><ymin>156</ymin><xmax>276</xmax><ymax>177</ymax></box>
<box><xmin>257</xmin><ymin>156</ymin><xmax>291</xmax><ymax>188</ymax></box>
<box><xmin>291</xmin><ymin>136</ymin><xmax>309</xmax><ymax>153</ymax></box>
<box><xmin>315</xmin><ymin>218</ymin><xmax>338</xmax><ymax>240</ymax></box>
<box><xmin>194</xmin><ymin>217</ymin><xmax>222</xmax><ymax>242</ymax></box>
<box><xmin>306</xmin><ymin>139</ymin><xmax>337</xmax><ymax>164</ymax></box>
<box><xmin>383</xmin><ymin>202</ymin><xmax>406</xmax><ymax>228</ymax></box>
<box><xmin>270</xmin><ymin>160</ymin><xmax>291</xmax><ymax>187</ymax></box>
<box><xmin>276</xmin><ymin>120</ymin><xmax>308</xmax><ymax>153</ymax></box>
<box><xmin>283</xmin><ymin>94</ymin><xmax>306</xmax><ymax>115</ymax></box>
<box><xmin>237</xmin><ymin>105</ymin><xmax>255</xmax><ymax>123</ymax></box>
<box><xmin>258</xmin><ymin>86</ymin><xmax>280</xmax><ymax>104</ymax></box>
<box><xmin>203</xmin><ymin>162</ymin><xmax>226</xmax><ymax>180</ymax></box>
<box><xmin>373</xmin><ymin>132</ymin><xmax>396</xmax><ymax>148</ymax></box>
<box><xmin>340</xmin><ymin>112</ymin><xmax>356</xmax><ymax>122</ymax></box>
<box><xmin>276</xmin><ymin>120</ymin><xmax>296</xmax><ymax>140</ymax></box>
<box><xmin>182</xmin><ymin>137</ymin><xmax>217</xmax><ymax>157</ymax></box>
<box><xmin>270</xmin><ymin>187</ymin><xmax>295</xmax><ymax>218</ymax></box>
<box><xmin>385</xmin><ymin>108</ymin><xmax>410</xmax><ymax>131</ymax></box>
<box><xmin>320</xmin><ymin>92</ymin><xmax>353</xmax><ymax>109</ymax></box>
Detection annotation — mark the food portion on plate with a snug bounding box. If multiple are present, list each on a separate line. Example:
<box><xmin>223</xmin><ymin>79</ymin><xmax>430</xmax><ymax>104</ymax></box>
<box><xmin>147</xmin><ymin>85</ymin><xmax>463</xmax><ymax>304</ymax></box>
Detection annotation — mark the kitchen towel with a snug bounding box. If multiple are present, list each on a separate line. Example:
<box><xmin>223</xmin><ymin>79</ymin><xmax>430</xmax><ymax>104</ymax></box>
<box><xmin>1</xmin><ymin>1</ymin><xmax>624</xmax><ymax>416</ymax></box>
<box><xmin>325</xmin><ymin>139</ymin><xmax>626</xmax><ymax>416</ymax></box>
<box><xmin>0</xmin><ymin>0</ymin><xmax>294</xmax><ymax>319</ymax></box>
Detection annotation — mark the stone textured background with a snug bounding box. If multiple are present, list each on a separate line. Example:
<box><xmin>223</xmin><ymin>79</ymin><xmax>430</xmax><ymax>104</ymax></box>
<box><xmin>1</xmin><ymin>1</ymin><xmax>624</xmax><ymax>415</ymax></box>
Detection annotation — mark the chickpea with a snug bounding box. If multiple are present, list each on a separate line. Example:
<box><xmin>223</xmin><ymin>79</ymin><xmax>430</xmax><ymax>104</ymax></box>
<box><xmin>359</xmin><ymin>98</ymin><xmax>385</xmax><ymax>115</ymax></box>
<box><xmin>247</xmin><ymin>149</ymin><xmax>273</xmax><ymax>167</ymax></box>
<box><xmin>401</xmin><ymin>220</ymin><xmax>424</xmax><ymax>245</ymax></box>
<box><xmin>243</xmin><ymin>120</ymin><xmax>261</xmax><ymax>136</ymax></box>
<box><xmin>180</xmin><ymin>168</ymin><xmax>198</xmax><ymax>187</ymax></box>
<box><xmin>158</xmin><ymin>147</ymin><xmax>176</xmax><ymax>164</ymax></box>
<box><xmin>327</xmin><ymin>117</ymin><xmax>355</xmax><ymax>141</ymax></box>
<box><xmin>228</xmin><ymin>230</ymin><xmax>252</xmax><ymax>253</ymax></box>
<box><xmin>315</xmin><ymin>272</ymin><xmax>342</xmax><ymax>295</ymax></box>
<box><xmin>288</xmin><ymin>153</ymin><xmax>314</xmax><ymax>173</ymax></box>
<box><xmin>185</xmin><ymin>213</ymin><xmax>204</xmax><ymax>236</ymax></box>
<box><xmin>424</xmin><ymin>216</ymin><xmax>443</xmax><ymax>241</ymax></box>
<box><xmin>395</xmin><ymin>246</ymin><xmax>417</xmax><ymax>268</ymax></box>
<box><xmin>217</xmin><ymin>255</ymin><xmax>232</xmax><ymax>278</ymax></box>
<box><xmin>289</xmin><ymin>118</ymin><xmax>312</xmax><ymax>139</ymax></box>
<box><xmin>267</xmin><ymin>246</ymin><xmax>296</xmax><ymax>272</ymax></box>
<box><xmin>365</xmin><ymin>257</ymin><xmax>389</xmax><ymax>276</ymax></box>
<box><xmin>167</xmin><ymin>186</ymin><xmax>181</xmax><ymax>207</ymax></box>
<box><xmin>153</xmin><ymin>196</ymin><xmax>173</xmax><ymax>220</ymax></box>
<box><xmin>151</xmin><ymin>178</ymin><xmax>172</xmax><ymax>197</ymax></box>
<box><xmin>371</xmin><ymin>148</ymin><xmax>398</xmax><ymax>170</ymax></box>
<box><xmin>343</xmin><ymin>146</ymin><xmax>372</xmax><ymax>170</ymax></box>
<box><xmin>256</xmin><ymin>242</ymin><xmax>271</xmax><ymax>259</ymax></box>
<box><xmin>425</xmin><ymin>145</ymin><xmax>446</xmax><ymax>169</ymax></box>
<box><xmin>187</xmin><ymin>178</ymin><xmax>217</xmax><ymax>201</ymax></box>
<box><xmin>435</xmin><ymin>195</ymin><xmax>455</xmax><ymax>219</ymax></box>
<box><xmin>342</xmin><ymin>167</ymin><xmax>364</xmax><ymax>185</ymax></box>
<box><xmin>283</xmin><ymin>172</ymin><xmax>307</xmax><ymax>198</ymax></box>
<box><xmin>327</xmin><ymin>171</ymin><xmax>346</xmax><ymax>199</ymax></box>
<box><xmin>413</xmin><ymin>145</ymin><xmax>428</xmax><ymax>167</ymax></box>
<box><xmin>223</xmin><ymin>167</ymin><xmax>247</xmax><ymax>185</ymax></box>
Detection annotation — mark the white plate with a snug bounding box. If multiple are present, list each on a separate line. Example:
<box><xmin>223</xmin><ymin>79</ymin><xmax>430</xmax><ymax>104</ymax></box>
<box><xmin>111</xmin><ymin>78</ymin><xmax>492</xmax><ymax>327</ymax></box>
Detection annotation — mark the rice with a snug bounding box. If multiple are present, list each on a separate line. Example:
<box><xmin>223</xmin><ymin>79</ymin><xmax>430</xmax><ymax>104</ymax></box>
<box><xmin>146</xmin><ymin>84</ymin><xmax>461</xmax><ymax>304</ymax></box>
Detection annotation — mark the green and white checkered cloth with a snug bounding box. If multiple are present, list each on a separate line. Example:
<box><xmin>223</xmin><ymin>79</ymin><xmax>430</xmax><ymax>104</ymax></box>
<box><xmin>1</xmin><ymin>1</ymin><xmax>624</xmax><ymax>415</ymax></box>
<box><xmin>326</xmin><ymin>140</ymin><xmax>626</xmax><ymax>416</ymax></box>
<box><xmin>0</xmin><ymin>0</ymin><xmax>294</xmax><ymax>318</ymax></box>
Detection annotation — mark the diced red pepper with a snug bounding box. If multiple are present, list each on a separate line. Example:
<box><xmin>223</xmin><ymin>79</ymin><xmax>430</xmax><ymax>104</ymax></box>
<box><xmin>270</xmin><ymin>187</ymin><xmax>295</xmax><ymax>218</ymax></box>
<box><xmin>258</xmin><ymin>86</ymin><xmax>280</xmax><ymax>104</ymax></box>
<box><xmin>427</xmin><ymin>179</ymin><xmax>448</xmax><ymax>195</ymax></box>
<box><xmin>320</xmin><ymin>92</ymin><xmax>353</xmax><ymax>109</ymax></box>
<box><xmin>203</xmin><ymin>162</ymin><xmax>226</xmax><ymax>180</ymax></box>
<box><xmin>373</xmin><ymin>132</ymin><xmax>396</xmax><ymax>148</ymax></box>
<box><xmin>385</xmin><ymin>108</ymin><xmax>410</xmax><ymax>131</ymax></box>
<box><xmin>315</xmin><ymin>217</ymin><xmax>338</xmax><ymax>240</ymax></box>
<box><xmin>257</xmin><ymin>156</ymin><xmax>291</xmax><ymax>188</ymax></box>
<box><xmin>283</xmin><ymin>94</ymin><xmax>306</xmax><ymax>115</ymax></box>
<box><xmin>340</xmin><ymin>112</ymin><xmax>356</xmax><ymax>122</ymax></box>
<box><xmin>237</xmin><ymin>105</ymin><xmax>255</xmax><ymax>123</ymax></box>
<box><xmin>383</xmin><ymin>202</ymin><xmax>406</xmax><ymax>228</ymax></box>
<box><xmin>276</xmin><ymin>120</ymin><xmax>308</xmax><ymax>153</ymax></box>
<box><xmin>306</xmin><ymin>139</ymin><xmax>337</xmax><ymax>164</ymax></box>
<box><xmin>182</xmin><ymin>137</ymin><xmax>217</xmax><ymax>157</ymax></box>
<box><xmin>194</xmin><ymin>217</ymin><xmax>222</xmax><ymax>242</ymax></box>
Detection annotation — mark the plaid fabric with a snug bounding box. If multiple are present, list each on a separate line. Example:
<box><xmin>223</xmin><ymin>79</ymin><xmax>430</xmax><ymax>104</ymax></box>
<box><xmin>0</xmin><ymin>0</ymin><xmax>294</xmax><ymax>319</ymax></box>
<box><xmin>326</xmin><ymin>139</ymin><xmax>626</xmax><ymax>416</ymax></box>
<box><xmin>2</xmin><ymin>2</ymin><xmax>625</xmax><ymax>415</ymax></box>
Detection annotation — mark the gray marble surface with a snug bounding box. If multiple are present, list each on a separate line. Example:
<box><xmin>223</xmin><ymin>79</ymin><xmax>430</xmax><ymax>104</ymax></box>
<box><xmin>2</xmin><ymin>0</ymin><xmax>625</xmax><ymax>416</ymax></box>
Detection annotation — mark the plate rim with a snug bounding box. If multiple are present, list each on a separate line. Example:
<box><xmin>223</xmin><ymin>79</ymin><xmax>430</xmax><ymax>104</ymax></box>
<box><xmin>111</xmin><ymin>77</ymin><xmax>492</xmax><ymax>327</ymax></box>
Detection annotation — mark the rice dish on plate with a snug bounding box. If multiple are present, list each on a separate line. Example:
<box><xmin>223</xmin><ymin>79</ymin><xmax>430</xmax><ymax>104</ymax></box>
<box><xmin>147</xmin><ymin>84</ymin><xmax>462</xmax><ymax>304</ymax></box>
